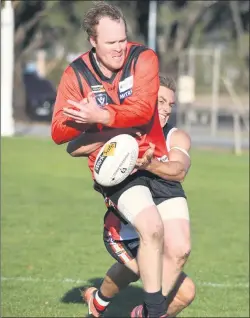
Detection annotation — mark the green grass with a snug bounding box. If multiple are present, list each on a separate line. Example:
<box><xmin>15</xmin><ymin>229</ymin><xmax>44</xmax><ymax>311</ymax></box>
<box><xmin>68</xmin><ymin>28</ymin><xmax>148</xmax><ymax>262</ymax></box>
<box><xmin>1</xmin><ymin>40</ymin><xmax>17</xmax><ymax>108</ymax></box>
<box><xmin>1</xmin><ymin>137</ymin><xmax>249</xmax><ymax>317</ymax></box>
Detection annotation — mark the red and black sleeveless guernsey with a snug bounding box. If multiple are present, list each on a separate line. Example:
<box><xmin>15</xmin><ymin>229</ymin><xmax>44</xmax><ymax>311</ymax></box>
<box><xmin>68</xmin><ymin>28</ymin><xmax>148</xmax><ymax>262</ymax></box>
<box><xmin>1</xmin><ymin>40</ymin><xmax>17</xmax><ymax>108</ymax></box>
<box><xmin>51</xmin><ymin>41</ymin><xmax>168</xmax><ymax>176</ymax></box>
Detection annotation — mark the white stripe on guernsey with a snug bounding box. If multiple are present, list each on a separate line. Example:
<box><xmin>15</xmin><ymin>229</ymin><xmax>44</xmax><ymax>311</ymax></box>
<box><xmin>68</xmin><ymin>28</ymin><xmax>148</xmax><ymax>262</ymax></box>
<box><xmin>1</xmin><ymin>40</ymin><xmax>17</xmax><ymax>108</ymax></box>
<box><xmin>120</xmin><ymin>252</ymin><xmax>131</xmax><ymax>263</ymax></box>
<box><xmin>166</xmin><ymin>127</ymin><xmax>178</xmax><ymax>152</ymax></box>
<box><xmin>170</xmin><ymin>146</ymin><xmax>190</xmax><ymax>158</ymax></box>
<box><xmin>112</xmin><ymin>242</ymin><xmax>131</xmax><ymax>263</ymax></box>
<box><xmin>1</xmin><ymin>276</ymin><xmax>249</xmax><ymax>289</ymax></box>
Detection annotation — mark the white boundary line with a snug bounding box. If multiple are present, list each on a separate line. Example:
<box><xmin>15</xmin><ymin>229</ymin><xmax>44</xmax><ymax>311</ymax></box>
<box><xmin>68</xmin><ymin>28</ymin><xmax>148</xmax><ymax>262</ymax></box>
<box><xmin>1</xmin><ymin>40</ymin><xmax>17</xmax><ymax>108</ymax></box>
<box><xmin>1</xmin><ymin>276</ymin><xmax>249</xmax><ymax>289</ymax></box>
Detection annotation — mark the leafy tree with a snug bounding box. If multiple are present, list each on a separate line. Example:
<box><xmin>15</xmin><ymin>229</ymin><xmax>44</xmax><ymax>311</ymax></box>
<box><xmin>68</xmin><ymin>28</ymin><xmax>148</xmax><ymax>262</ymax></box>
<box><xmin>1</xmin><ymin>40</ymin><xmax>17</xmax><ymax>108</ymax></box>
<box><xmin>8</xmin><ymin>0</ymin><xmax>91</xmax><ymax>120</ymax></box>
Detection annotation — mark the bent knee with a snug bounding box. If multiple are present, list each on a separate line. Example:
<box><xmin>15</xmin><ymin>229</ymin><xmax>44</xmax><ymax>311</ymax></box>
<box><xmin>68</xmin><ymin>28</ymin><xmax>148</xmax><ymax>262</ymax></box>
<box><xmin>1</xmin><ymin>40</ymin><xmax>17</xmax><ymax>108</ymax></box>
<box><xmin>139</xmin><ymin>221</ymin><xmax>164</xmax><ymax>245</ymax></box>
<box><xmin>164</xmin><ymin>242</ymin><xmax>191</xmax><ymax>267</ymax></box>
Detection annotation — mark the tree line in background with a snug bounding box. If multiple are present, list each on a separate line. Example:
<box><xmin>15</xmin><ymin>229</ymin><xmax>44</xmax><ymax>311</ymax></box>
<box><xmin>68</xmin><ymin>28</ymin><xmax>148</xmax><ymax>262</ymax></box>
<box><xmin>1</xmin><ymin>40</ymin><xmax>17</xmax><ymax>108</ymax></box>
<box><xmin>3</xmin><ymin>0</ymin><xmax>250</xmax><ymax>121</ymax></box>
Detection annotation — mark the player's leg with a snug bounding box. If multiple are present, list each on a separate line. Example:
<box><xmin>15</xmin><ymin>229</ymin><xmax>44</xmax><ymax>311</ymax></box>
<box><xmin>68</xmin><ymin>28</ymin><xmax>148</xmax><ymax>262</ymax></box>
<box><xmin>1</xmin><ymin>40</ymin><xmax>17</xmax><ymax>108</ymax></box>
<box><xmin>84</xmin><ymin>238</ymin><xmax>140</xmax><ymax>317</ymax></box>
<box><xmin>84</xmin><ymin>262</ymin><xmax>139</xmax><ymax>317</ymax></box>
<box><xmin>98</xmin><ymin>236</ymin><xmax>195</xmax><ymax>317</ymax></box>
<box><xmin>158</xmin><ymin>197</ymin><xmax>192</xmax><ymax>312</ymax></box>
<box><xmin>86</xmin><ymin>232</ymin><xmax>194</xmax><ymax>317</ymax></box>
<box><xmin>101</xmin><ymin>261</ymin><xmax>139</xmax><ymax>297</ymax></box>
<box><xmin>117</xmin><ymin>185</ymin><xmax>166</xmax><ymax>317</ymax></box>
<box><xmin>102</xmin><ymin>236</ymin><xmax>140</xmax><ymax>296</ymax></box>
<box><xmin>95</xmin><ymin>268</ymin><xmax>195</xmax><ymax>318</ymax></box>
<box><xmin>167</xmin><ymin>273</ymin><xmax>196</xmax><ymax>317</ymax></box>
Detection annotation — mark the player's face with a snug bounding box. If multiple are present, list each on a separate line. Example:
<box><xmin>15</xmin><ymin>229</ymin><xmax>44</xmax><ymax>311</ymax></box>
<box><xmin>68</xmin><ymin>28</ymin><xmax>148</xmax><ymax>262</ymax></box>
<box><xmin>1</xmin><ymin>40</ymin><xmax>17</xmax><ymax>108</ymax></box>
<box><xmin>157</xmin><ymin>85</ymin><xmax>175</xmax><ymax>127</ymax></box>
<box><xmin>90</xmin><ymin>17</ymin><xmax>127</xmax><ymax>73</ymax></box>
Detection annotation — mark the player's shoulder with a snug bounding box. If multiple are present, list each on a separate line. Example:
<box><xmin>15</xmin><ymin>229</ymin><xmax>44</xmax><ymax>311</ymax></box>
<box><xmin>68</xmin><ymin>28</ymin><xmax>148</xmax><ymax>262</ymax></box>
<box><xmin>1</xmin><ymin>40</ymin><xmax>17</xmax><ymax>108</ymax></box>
<box><xmin>64</xmin><ymin>51</ymin><xmax>90</xmax><ymax>75</ymax></box>
<box><xmin>128</xmin><ymin>41</ymin><xmax>158</xmax><ymax>60</ymax></box>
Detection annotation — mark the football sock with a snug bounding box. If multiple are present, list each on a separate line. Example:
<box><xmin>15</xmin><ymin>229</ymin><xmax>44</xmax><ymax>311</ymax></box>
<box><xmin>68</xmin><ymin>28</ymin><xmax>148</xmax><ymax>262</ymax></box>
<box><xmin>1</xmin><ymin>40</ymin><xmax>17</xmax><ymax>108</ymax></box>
<box><xmin>164</xmin><ymin>295</ymin><xmax>171</xmax><ymax>313</ymax></box>
<box><xmin>93</xmin><ymin>289</ymin><xmax>112</xmax><ymax>313</ymax></box>
<box><xmin>144</xmin><ymin>290</ymin><xmax>166</xmax><ymax>317</ymax></box>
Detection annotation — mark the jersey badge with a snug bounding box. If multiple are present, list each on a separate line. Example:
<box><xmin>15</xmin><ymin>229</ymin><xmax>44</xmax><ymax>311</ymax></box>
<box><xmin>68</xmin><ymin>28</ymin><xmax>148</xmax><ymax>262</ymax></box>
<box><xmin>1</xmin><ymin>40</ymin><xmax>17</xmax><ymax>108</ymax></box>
<box><xmin>119</xmin><ymin>76</ymin><xmax>133</xmax><ymax>100</ymax></box>
<box><xmin>91</xmin><ymin>85</ymin><xmax>108</xmax><ymax>107</ymax></box>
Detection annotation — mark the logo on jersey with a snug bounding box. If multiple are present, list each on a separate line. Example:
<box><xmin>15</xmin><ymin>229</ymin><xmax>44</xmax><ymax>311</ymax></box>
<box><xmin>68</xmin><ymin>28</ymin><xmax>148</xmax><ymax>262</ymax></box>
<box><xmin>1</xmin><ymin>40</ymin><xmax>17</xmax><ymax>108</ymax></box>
<box><xmin>119</xmin><ymin>76</ymin><xmax>133</xmax><ymax>101</ymax></box>
<box><xmin>91</xmin><ymin>85</ymin><xmax>108</xmax><ymax>107</ymax></box>
<box><xmin>96</xmin><ymin>93</ymin><xmax>107</xmax><ymax>106</ymax></box>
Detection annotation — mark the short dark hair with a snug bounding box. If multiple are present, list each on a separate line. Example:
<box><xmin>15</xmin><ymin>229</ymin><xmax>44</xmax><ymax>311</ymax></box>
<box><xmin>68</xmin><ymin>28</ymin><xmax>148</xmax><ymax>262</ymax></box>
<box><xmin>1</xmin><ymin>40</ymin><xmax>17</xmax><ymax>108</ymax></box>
<box><xmin>159</xmin><ymin>74</ymin><xmax>176</xmax><ymax>93</ymax></box>
<box><xmin>82</xmin><ymin>1</ymin><xmax>127</xmax><ymax>40</ymax></box>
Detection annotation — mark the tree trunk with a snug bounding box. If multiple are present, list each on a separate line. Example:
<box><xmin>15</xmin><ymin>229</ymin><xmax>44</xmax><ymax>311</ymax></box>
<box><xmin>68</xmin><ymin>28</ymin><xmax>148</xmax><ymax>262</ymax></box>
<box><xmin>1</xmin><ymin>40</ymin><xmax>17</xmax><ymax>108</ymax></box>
<box><xmin>13</xmin><ymin>61</ymin><xmax>30</xmax><ymax>122</ymax></box>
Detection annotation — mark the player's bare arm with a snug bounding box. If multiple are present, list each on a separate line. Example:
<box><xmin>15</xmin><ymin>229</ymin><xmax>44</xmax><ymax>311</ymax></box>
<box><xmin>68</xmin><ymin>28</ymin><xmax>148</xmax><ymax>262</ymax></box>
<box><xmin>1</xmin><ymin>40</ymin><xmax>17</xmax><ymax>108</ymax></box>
<box><xmin>168</xmin><ymin>129</ymin><xmax>191</xmax><ymax>174</ymax></box>
<box><xmin>140</xmin><ymin>129</ymin><xmax>191</xmax><ymax>182</ymax></box>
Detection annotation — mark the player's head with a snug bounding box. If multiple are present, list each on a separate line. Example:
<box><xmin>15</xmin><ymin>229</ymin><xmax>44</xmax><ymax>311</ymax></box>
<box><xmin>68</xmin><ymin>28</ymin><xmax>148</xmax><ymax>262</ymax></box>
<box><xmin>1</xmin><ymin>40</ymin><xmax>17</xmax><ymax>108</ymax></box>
<box><xmin>158</xmin><ymin>75</ymin><xmax>176</xmax><ymax>127</ymax></box>
<box><xmin>82</xmin><ymin>2</ymin><xmax>127</xmax><ymax>72</ymax></box>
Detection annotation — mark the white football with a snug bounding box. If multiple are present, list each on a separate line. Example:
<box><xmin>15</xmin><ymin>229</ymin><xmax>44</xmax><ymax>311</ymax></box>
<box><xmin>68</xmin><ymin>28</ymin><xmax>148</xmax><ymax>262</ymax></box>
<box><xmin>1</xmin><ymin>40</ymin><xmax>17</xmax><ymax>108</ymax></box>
<box><xmin>94</xmin><ymin>134</ymin><xmax>139</xmax><ymax>187</ymax></box>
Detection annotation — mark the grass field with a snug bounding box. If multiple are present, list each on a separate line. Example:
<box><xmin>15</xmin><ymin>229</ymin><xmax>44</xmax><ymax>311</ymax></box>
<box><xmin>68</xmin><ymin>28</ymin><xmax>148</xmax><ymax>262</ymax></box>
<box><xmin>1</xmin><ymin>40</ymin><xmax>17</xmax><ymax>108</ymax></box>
<box><xmin>1</xmin><ymin>137</ymin><xmax>249</xmax><ymax>317</ymax></box>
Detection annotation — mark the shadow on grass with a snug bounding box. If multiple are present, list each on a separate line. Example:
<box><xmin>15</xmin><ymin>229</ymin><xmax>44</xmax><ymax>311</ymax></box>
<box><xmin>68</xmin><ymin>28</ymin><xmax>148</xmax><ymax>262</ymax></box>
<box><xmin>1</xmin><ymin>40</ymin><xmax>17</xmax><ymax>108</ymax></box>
<box><xmin>60</xmin><ymin>277</ymin><xmax>143</xmax><ymax>317</ymax></box>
